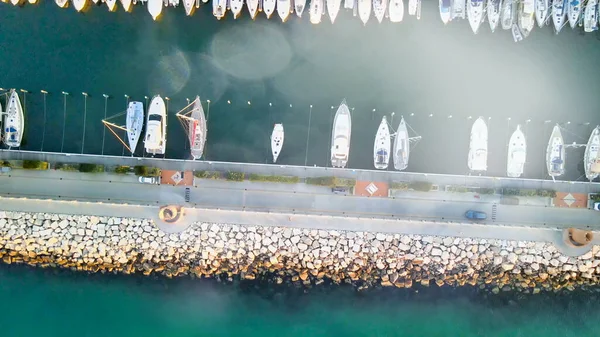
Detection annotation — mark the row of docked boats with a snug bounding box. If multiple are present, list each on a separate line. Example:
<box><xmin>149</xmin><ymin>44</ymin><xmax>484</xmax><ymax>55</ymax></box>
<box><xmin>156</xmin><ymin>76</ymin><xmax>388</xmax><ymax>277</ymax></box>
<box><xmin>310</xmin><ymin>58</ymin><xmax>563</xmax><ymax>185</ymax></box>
<box><xmin>467</xmin><ymin>116</ymin><xmax>600</xmax><ymax>181</ymax></box>
<box><xmin>0</xmin><ymin>89</ymin><xmax>25</xmax><ymax>149</ymax></box>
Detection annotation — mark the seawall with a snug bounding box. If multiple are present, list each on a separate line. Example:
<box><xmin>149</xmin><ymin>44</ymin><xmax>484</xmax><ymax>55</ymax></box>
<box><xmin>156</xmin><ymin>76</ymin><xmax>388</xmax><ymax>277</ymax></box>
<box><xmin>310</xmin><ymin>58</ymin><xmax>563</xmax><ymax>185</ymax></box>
<box><xmin>0</xmin><ymin>210</ymin><xmax>598</xmax><ymax>293</ymax></box>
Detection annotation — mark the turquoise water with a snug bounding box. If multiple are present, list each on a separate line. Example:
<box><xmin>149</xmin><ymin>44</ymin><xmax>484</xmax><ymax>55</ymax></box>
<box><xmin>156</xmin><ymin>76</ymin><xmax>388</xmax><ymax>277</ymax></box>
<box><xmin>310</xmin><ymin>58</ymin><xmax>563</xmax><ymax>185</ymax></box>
<box><xmin>1</xmin><ymin>264</ymin><xmax>599</xmax><ymax>336</ymax></box>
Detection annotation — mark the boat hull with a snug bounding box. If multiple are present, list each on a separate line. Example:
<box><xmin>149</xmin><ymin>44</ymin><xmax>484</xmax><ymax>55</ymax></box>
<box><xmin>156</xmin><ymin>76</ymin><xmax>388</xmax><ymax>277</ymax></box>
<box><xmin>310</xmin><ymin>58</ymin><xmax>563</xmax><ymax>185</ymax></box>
<box><xmin>584</xmin><ymin>127</ymin><xmax>600</xmax><ymax>181</ymax></box>
<box><xmin>271</xmin><ymin>124</ymin><xmax>284</xmax><ymax>163</ymax></box>
<box><xmin>506</xmin><ymin>125</ymin><xmax>527</xmax><ymax>178</ymax></box>
<box><xmin>3</xmin><ymin>89</ymin><xmax>24</xmax><ymax>148</ymax></box>
<box><xmin>487</xmin><ymin>0</ymin><xmax>502</xmax><ymax>31</ymax></box>
<box><xmin>373</xmin><ymin>117</ymin><xmax>391</xmax><ymax>170</ymax></box>
<box><xmin>567</xmin><ymin>0</ymin><xmax>582</xmax><ymax>29</ymax></box>
<box><xmin>546</xmin><ymin>125</ymin><xmax>565</xmax><ymax>178</ymax></box>
<box><xmin>295</xmin><ymin>0</ymin><xmax>306</xmax><ymax>16</ymax></box>
<box><xmin>148</xmin><ymin>0</ymin><xmax>163</xmax><ymax>20</ymax></box>
<box><xmin>468</xmin><ymin>117</ymin><xmax>488</xmax><ymax>172</ymax></box>
<box><xmin>309</xmin><ymin>0</ymin><xmax>324</xmax><ymax>23</ymax></box>
<box><xmin>358</xmin><ymin>0</ymin><xmax>371</xmax><ymax>24</ymax></box>
<box><xmin>388</xmin><ymin>0</ymin><xmax>404</xmax><ymax>22</ymax></box>
<box><xmin>277</xmin><ymin>0</ymin><xmax>292</xmax><ymax>21</ymax></box>
<box><xmin>327</xmin><ymin>0</ymin><xmax>342</xmax><ymax>23</ymax></box>
<box><xmin>552</xmin><ymin>0</ymin><xmax>567</xmax><ymax>33</ymax></box>
<box><xmin>393</xmin><ymin>118</ymin><xmax>409</xmax><ymax>171</ymax></box>
<box><xmin>501</xmin><ymin>0</ymin><xmax>514</xmax><ymax>30</ymax></box>
<box><xmin>331</xmin><ymin>100</ymin><xmax>352</xmax><ymax>168</ymax></box>
<box><xmin>189</xmin><ymin>97</ymin><xmax>207</xmax><ymax>160</ymax></box>
<box><xmin>584</xmin><ymin>0</ymin><xmax>598</xmax><ymax>32</ymax></box>
<box><xmin>248</xmin><ymin>0</ymin><xmax>260</xmax><ymax>18</ymax></box>
<box><xmin>126</xmin><ymin>102</ymin><xmax>144</xmax><ymax>154</ymax></box>
<box><xmin>467</xmin><ymin>0</ymin><xmax>484</xmax><ymax>34</ymax></box>
<box><xmin>144</xmin><ymin>95</ymin><xmax>167</xmax><ymax>155</ymax></box>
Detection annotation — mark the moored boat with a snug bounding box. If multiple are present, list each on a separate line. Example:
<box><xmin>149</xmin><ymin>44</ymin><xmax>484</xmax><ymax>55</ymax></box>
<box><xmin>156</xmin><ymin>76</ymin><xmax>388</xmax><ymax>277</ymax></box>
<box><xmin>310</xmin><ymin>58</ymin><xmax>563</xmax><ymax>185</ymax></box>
<box><xmin>501</xmin><ymin>0</ymin><xmax>515</xmax><ymax>29</ymax></box>
<box><xmin>535</xmin><ymin>0</ymin><xmax>550</xmax><ymax>27</ymax></box>
<box><xmin>55</xmin><ymin>0</ymin><xmax>69</xmax><ymax>8</ymax></box>
<box><xmin>546</xmin><ymin>124</ymin><xmax>565</xmax><ymax>179</ymax></box>
<box><xmin>105</xmin><ymin>0</ymin><xmax>117</xmax><ymax>11</ymax></box>
<box><xmin>452</xmin><ymin>0</ymin><xmax>466</xmax><ymax>19</ymax></box>
<box><xmin>3</xmin><ymin>89</ymin><xmax>24</xmax><ymax>148</ymax></box>
<box><xmin>144</xmin><ymin>95</ymin><xmax>167</xmax><ymax>155</ymax></box>
<box><xmin>230</xmin><ymin>0</ymin><xmax>244</xmax><ymax>18</ymax></box>
<box><xmin>388</xmin><ymin>0</ymin><xmax>405</xmax><ymax>22</ymax></box>
<box><xmin>567</xmin><ymin>0</ymin><xmax>582</xmax><ymax>28</ymax></box>
<box><xmin>271</xmin><ymin>124</ymin><xmax>284</xmax><ymax>163</ymax></box>
<box><xmin>148</xmin><ymin>0</ymin><xmax>163</xmax><ymax>19</ymax></box>
<box><xmin>358</xmin><ymin>0</ymin><xmax>372</xmax><ymax>24</ymax></box>
<box><xmin>126</xmin><ymin>101</ymin><xmax>144</xmax><ymax>154</ymax></box>
<box><xmin>183</xmin><ymin>0</ymin><xmax>196</xmax><ymax>15</ymax></box>
<box><xmin>487</xmin><ymin>0</ymin><xmax>502</xmax><ymax>31</ymax></box>
<box><xmin>506</xmin><ymin>125</ymin><xmax>527</xmax><ymax>178</ymax></box>
<box><xmin>72</xmin><ymin>0</ymin><xmax>89</xmax><ymax>11</ymax></box>
<box><xmin>393</xmin><ymin>117</ymin><xmax>409</xmax><ymax>171</ymax></box>
<box><xmin>512</xmin><ymin>23</ymin><xmax>524</xmax><ymax>41</ymax></box>
<box><xmin>331</xmin><ymin>99</ymin><xmax>352</xmax><ymax>168</ymax></box>
<box><xmin>584</xmin><ymin>0</ymin><xmax>598</xmax><ymax>32</ymax></box>
<box><xmin>584</xmin><ymin>126</ymin><xmax>600</xmax><ymax>181</ymax></box>
<box><xmin>439</xmin><ymin>0</ymin><xmax>452</xmax><ymax>24</ymax></box>
<box><xmin>263</xmin><ymin>0</ymin><xmax>277</xmax><ymax>18</ymax></box>
<box><xmin>309</xmin><ymin>0</ymin><xmax>324</xmax><ymax>23</ymax></box>
<box><xmin>120</xmin><ymin>0</ymin><xmax>133</xmax><ymax>11</ymax></box>
<box><xmin>10</xmin><ymin>0</ymin><xmax>22</xmax><ymax>5</ymax></box>
<box><xmin>213</xmin><ymin>0</ymin><xmax>227</xmax><ymax>19</ymax></box>
<box><xmin>552</xmin><ymin>0</ymin><xmax>567</xmax><ymax>33</ymax></box>
<box><xmin>277</xmin><ymin>0</ymin><xmax>292</xmax><ymax>21</ymax></box>
<box><xmin>175</xmin><ymin>96</ymin><xmax>207</xmax><ymax>160</ymax></box>
<box><xmin>327</xmin><ymin>0</ymin><xmax>342</xmax><ymax>22</ymax></box>
<box><xmin>518</xmin><ymin>0</ymin><xmax>535</xmax><ymax>37</ymax></box>
<box><xmin>467</xmin><ymin>0</ymin><xmax>485</xmax><ymax>34</ymax></box>
<box><xmin>468</xmin><ymin>117</ymin><xmax>488</xmax><ymax>172</ymax></box>
<box><xmin>248</xmin><ymin>0</ymin><xmax>260</xmax><ymax>18</ymax></box>
<box><xmin>373</xmin><ymin>0</ymin><xmax>388</xmax><ymax>23</ymax></box>
<box><xmin>295</xmin><ymin>0</ymin><xmax>307</xmax><ymax>16</ymax></box>
<box><xmin>408</xmin><ymin>0</ymin><xmax>417</xmax><ymax>16</ymax></box>
<box><xmin>373</xmin><ymin>117</ymin><xmax>391</xmax><ymax>170</ymax></box>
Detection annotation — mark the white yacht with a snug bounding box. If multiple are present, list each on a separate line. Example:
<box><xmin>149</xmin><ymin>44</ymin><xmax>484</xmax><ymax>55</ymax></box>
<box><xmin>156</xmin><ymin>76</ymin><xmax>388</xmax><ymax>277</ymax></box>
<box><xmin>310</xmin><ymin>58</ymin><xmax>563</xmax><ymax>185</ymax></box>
<box><xmin>584</xmin><ymin>0</ymin><xmax>598</xmax><ymax>32</ymax></box>
<box><xmin>295</xmin><ymin>0</ymin><xmax>307</xmax><ymax>16</ymax></box>
<box><xmin>501</xmin><ymin>0</ymin><xmax>515</xmax><ymax>29</ymax></box>
<box><xmin>468</xmin><ymin>117</ymin><xmax>488</xmax><ymax>172</ymax></box>
<box><xmin>126</xmin><ymin>101</ymin><xmax>144</xmax><ymax>154</ymax></box>
<box><xmin>55</xmin><ymin>0</ymin><xmax>69</xmax><ymax>8</ymax></box>
<box><xmin>248</xmin><ymin>0</ymin><xmax>260</xmax><ymax>18</ymax></box>
<box><xmin>331</xmin><ymin>99</ymin><xmax>352</xmax><ymax>168</ymax></box>
<box><xmin>408</xmin><ymin>0</ymin><xmax>418</xmax><ymax>16</ymax></box>
<box><xmin>546</xmin><ymin>124</ymin><xmax>565</xmax><ymax>179</ymax></box>
<box><xmin>452</xmin><ymin>0</ymin><xmax>466</xmax><ymax>19</ymax></box>
<box><xmin>358</xmin><ymin>0</ymin><xmax>372</xmax><ymax>24</ymax></box>
<box><xmin>467</xmin><ymin>0</ymin><xmax>485</xmax><ymax>34</ymax></box>
<box><xmin>518</xmin><ymin>0</ymin><xmax>535</xmax><ymax>37</ymax></box>
<box><xmin>213</xmin><ymin>0</ymin><xmax>227</xmax><ymax>19</ymax></box>
<box><xmin>230</xmin><ymin>0</ymin><xmax>244</xmax><ymax>18</ymax></box>
<box><xmin>120</xmin><ymin>0</ymin><xmax>133</xmax><ymax>11</ymax></box>
<box><xmin>309</xmin><ymin>0</ymin><xmax>324</xmax><ymax>23</ymax></box>
<box><xmin>535</xmin><ymin>0</ymin><xmax>550</xmax><ymax>27</ymax></box>
<box><xmin>567</xmin><ymin>0</ymin><xmax>583</xmax><ymax>28</ymax></box>
<box><xmin>393</xmin><ymin>117</ymin><xmax>409</xmax><ymax>171</ymax></box>
<box><xmin>271</xmin><ymin>124</ymin><xmax>284</xmax><ymax>163</ymax></box>
<box><xmin>148</xmin><ymin>0</ymin><xmax>163</xmax><ymax>20</ymax></box>
<box><xmin>182</xmin><ymin>0</ymin><xmax>196</xmax><ymax>14</ymax></box>
<box><xmin>3</xmin><ymin>89</ymin><xmax>24</xmax><ymax>148</ymax></box>
<box><xmin>373</xmin><ymin>0</ymin><xmax>388</xmax><ymax>22</ymax></box>
<box><xmin>175</xmin><ymin>96</ymin><xmax>207</xmax><ymax>160</ymax></box>
<box><xmin>440</xmin><ymin>0</ymin><xmax>452</xmax><ymax>24</ymax></box>
<box><xmin>277</xmin><ymin>0</ymin><xmax>292</xmax><ymax>21</ymax></box>
<box><xmin>344</xmin><ymin>0</ymin><xmax>353</xmax><ymax>9</ymax></box>
<box><xmin>373</xmin><ymin>117</ymin><xmax>391</xmax><ymax>170</ymax></box>
<box><xmin>506</xmin><ymin>125</ymin><xmax>527</xmax><ymax>178</ymax></box>
<box><xmin>584</xmin><ymin>126</ymin><xmax>600</xmax><ymax>181</ymax></box>
<box><xmin>327</xmin><ymin>0</ymin><xmax>342</xmax><ymax>22</ymax></box>
<box><xmin>552</xmin><ymin>0</ymin><xmax>567</xmax><ymax>33</ymax></box>
<box><xmin>73</xmin><ymin>0</ymin><xmax>89</xmax><ymax>12</ymax></box>
<box><xmin>144</xmin><ymin>95</ymin><xmax>167</xmax><ymax>155</ymax></box>
<box><xmin>388</xmin><ymin>0</ymin><xmax>405</xmax><ymax>22</ymax></box>
<box><xmin>487</xmin><ymin>0</ymin><xmax>502</xmax><ymax>32</ymax></box>
<box><xmin>105</xmin><ymin>0</ymin><xmax>117</xmax><ymax>11</ymax></box>
<box><xmin>263</xmin><ymin>0</ymin><xmax>276</xmax><ymax>18</ymax></box>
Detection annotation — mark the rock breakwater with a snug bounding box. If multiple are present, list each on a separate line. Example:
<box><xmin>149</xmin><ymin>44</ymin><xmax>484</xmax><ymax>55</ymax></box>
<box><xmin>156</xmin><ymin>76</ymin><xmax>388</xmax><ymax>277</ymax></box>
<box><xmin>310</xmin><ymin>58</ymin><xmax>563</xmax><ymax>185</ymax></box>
<box><xmin>0</xmin><ymin>211</ymin><xmax>599</xmax><ymax>293</ymax></box>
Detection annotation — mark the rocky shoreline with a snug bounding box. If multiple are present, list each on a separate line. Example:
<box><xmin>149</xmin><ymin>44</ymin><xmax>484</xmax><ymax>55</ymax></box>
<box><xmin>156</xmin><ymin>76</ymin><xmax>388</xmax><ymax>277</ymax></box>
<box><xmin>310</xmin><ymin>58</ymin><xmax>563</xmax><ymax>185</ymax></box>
<box><xmin>0</xmin><ymin>211</ymin><xmax>599</xmax><ymax>293</ymax></box>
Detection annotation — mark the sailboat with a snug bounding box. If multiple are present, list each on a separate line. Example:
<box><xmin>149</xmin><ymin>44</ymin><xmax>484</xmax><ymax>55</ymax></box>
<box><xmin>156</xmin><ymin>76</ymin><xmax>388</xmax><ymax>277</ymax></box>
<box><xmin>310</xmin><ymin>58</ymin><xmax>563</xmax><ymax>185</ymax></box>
<box><xmin>358</xmin><ymin>0</ymin><xmax>372</xmax><ymax>24</ymax></box>
<box><xmin>501</xmin><ymin>0</ymin><xmax>515</xmax><ymax>29</ymax></box>
<box><xmin>105</xmin><ymin>0</ymin><xmax>117</xmax><ymax>11</ymax></box>
<box><xmin>392</xmin><ymin>117</ymin><xmax>421</xmax><ymax>171</ymax></box>
<box><xmin>487</xmin><ymin>0</ymin><xmax>502</xmax><ymax>32</ymax></box>
<box><xmin>3</xmin><ymin>89</ymin><xmax>24</xmax><ymax>148</ymax></box>
<box><xmin>506</xmin><ymin>125</ymin><xmax>527</xmax><ymax>178</ymax></box>
<box><xmin>72</xmin><ymin>0</ymin><xmax>89</xmax><ymax>12</ymax></box>
<box><xmin>452</xmin><ymin>0</ymin><xmax>466</xmax><ymax>19</ymax></box>
<box><xmin>213</xmin><ymin>0</ymin><xmax>227</xmax><ymax>19</ymax></box>
<box><xmin>467</xmin><ymin>0</ymin><xmax>485</xmax><ymax>34</ymax></box>
<box><xmin>120</xmin><ymin>0</ymin><xmax>133</xmax><ymax>12</ymax></box>
<box><xmin>126</xmin><ymin>102</ymin><xmax>144</xmax><ymax>154</ymax></box>
<box><xmin>373</xmin><ymin>117</ymin><xmax>391</xmax><ymax>170</ymax></box>
<box><xmin>518</xmin><ymin>0</ymin><xmax>535</xmax><ymax>37</ymax></box>
<box><xmin>546</xmin><ymin>124</ymin><xmax>565</xmax><ymax>179</ymax></box>
<box><xmin>295</xmin><ymin>0</ymin><xmax>307</xmax><ymax>16</ymax></box>
<box><xmin>327</xmin><ymin>0</ymin><xmax>342</xmax><ymax>22</ymax></box>
<box><xmin>176</xmin><ymin>96</ymin><xmax>207</xmax><ymax>160</ymax></box>
<box><xmin>248</xmin><ymin>0</ymin><xmax>260</xmax><ymax>18</ymax></box>
<box><xmin>309</xmin><ymin>0</ymin><xmax>324</xmax><ymax>23</ymax></box>
<box><xmin>408</xmin><ymin>0</ymin><xmax>418</xmax><ymax>17</ymax></box>
<box><xmin>55</xmin><ymin>0</ymin><xmax>69</xmax><ymax>8</ymax></box>
<box><xmin>144</xmin><ymin>95</ymin><xmax>167</xmax><ymax>155</ymax></box>
<box><xmin>467</xmin><ymin>117</ymin><xmax>488</xmax><ymax>172</ymax></box>
<box><xmin>535</xmin><ymin>0</ymin><xmax>550</xmax><ymax>27</ymax></box>
<box><xmin>331</xmin><ymin>99</ymin><xmax>352</xmax><ymax>168</ymax></box>
<box><xmin>277</xmin><ymin>0</ymin><xmax>292</xmax><ymax>21</ymax></box>
<box><xmin>230</xmin><ymin>0</ymin><xmax>244</xmax><ymax>18</ymax></box>
<box><xmin>271</xmin><ymin>124</ymin><xmax>284</xmax><ymax>163</ymax></box>
<box><xmin>440</xmin><ymin>0</ymin><xmax>452</xmax><ymax>24</ymax></box>
<box><xmin>373</xmin><ymin>0</ymin><xmax>388</xmax><ymax>23</ymax></box>
<box><xmin>584</xmin><ymin>126</ymin><xmax>600</xmax><ymax>181</ymax></box>
<box><xmin>148</xmin><ymin>0</ymin><xmax>163</xmax><ymax>20</ymax></box>
<box><xmin>567</xmin><ymin>0</ymin><xmax>583</xmax><ymax>28</ymax></box>
<box><xmin>263</xmin><ymin>0</ymin><xmax>277</xmax><ymax>18</ymax></box>
<box><xmin>584</xmin><ymin>0</ymin><xmax>598</xmax><ymax>32</ymax></box>
<box><xmin>183</xmin><ymin>0</ymin><xmax>196</xmax><ymax>14</ymax></box>
<box><xmin>389</xmin><ymin>0</ymin><xmax>405</xmax><ymax>22</ymax></box>
<box><xmin>552</xmin><ymin>0</ymin><xmax>567</xmax><ymax>33</ymax></box>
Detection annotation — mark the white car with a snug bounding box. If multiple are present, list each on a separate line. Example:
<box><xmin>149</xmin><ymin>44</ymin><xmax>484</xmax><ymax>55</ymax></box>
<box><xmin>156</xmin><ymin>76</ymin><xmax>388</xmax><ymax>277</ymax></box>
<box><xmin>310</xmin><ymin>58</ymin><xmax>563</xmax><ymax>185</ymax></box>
<box><xmin>594</xmin><ymin>202</ymin><xmax>600</xmax><ymax>211</ymax></box>
<box><xmin>138</xmin><ymin>176</ymin><xmax>159</xmax><ymax>184</ymax></box>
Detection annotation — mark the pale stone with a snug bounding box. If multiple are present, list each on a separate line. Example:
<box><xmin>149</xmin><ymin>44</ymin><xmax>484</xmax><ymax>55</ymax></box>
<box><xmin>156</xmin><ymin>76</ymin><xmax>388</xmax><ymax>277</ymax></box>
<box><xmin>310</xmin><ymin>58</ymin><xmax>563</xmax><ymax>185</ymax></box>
<box><xmin>431</xmin><ymin>248</ymin><xmax>442</xmax><ymax>256</ymax></box>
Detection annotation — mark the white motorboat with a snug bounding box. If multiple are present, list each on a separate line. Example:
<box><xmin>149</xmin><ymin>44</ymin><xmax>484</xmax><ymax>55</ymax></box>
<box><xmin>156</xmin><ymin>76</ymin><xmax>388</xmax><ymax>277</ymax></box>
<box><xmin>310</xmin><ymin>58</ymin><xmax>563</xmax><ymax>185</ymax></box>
<box><xmin>506</xmin><ymin>125</ymin><xmax>527</xmax><ymax>178</ymax></box>
<box><xmin>358</xmin><ymin>0</ymin><xmax>372</xmax><ymax>24</ymax></box>
<box><xmin>120</xmin><ymin>0</ymin><xmax>133</xmax><ymax>11</ymax></box>
<box><xmin>3</xmin><ymin>89</ymin><xmax>24</xmax><ymax>148</ymax></box>
<box><xmin>230</xmin><ymin>0</ymin><xmax>244</xmax><ymax>18</ymax></box>
<box><xmin>295</xmin><ymin>0</ymin><xmax>307</xmax><ymax>16</ymax></box>
<box><xmin>10</xmin><ymin>0</ymin><xmax>22</xmax><ymax>5</ymax></box>
<box><xmin>467</xmin><ymin>0</ymin><xmax>485</xmax><ymax>34</ymax></box>
<box><xmin>393</xmin><ymin>117</ymin><xmax>409</xmax><ymax>171</ymax></box>
<box><xmin>73</xmin><ymin>0</ymin><xmax>89</xmax><ymax>11</ymax></box>
<box><xmin>373</xmin><ymin>0</ymin><xmax>388</xmax><ymax>22</ymax></box>
<box><xmin>518</xmin><ymin>0</ymin><xmax>535</xmax><ymax>37</ymax></box>
<box><xmin>373</xmin><ymin>117</ymin><xmax>391</xmax><ymax>170</ymax></box>
<box><xmin>552</xmin><ymin>0</ymin><xmax>567</xmax><ymax>33</ymax></box>
<box><xmin>277</xmin><ymin>0</ymin><xmax>292</xmax><ymax>21</ymax></box>
<box><xmin>584</xmin><ymin>0</ymin><xmax>598</xmax><ymax>32</ymax></box>
<box><xmin>28</xmin><ymin>0</ymin><xmax>38</xmax><ymax>3</ymax></box>
<box><xmin>344</xmin><ymin>0</ymin><xmax>353</xmax><ymax>9</ymax></box>
<box><xmin>512</xmin><ymin>23</ymin><xmax>524</xmax><ymax>41</ymax></box>
<box><xmin>331</xmin><ymin>99</ymin><xmax>352</xmax><ymax>168</ymax></box>
<box><xmin>567</xmin><ymin>0</ymin><xmax>583</xmax><ymax>28</ymax></box>
<box><xmin>105</xmin><ymin>0</ymin><xmax>117</xmax><ymax>11</ymax></box>
<box><xmin>0</xmin><ymin>101</ymin><xmax>3</xmax><ymax>133</ymax></box>
<box><xmin>144</xmin><ymin>95</ymin><xmax>167</xmax><ymax>155</ymax></box>
<box><xmin>388</xmin><ymin>0</ymin><xmax>405</xmax><ymax>22</ymax></box>
<box><xmin>487</xmin><ymin>0</ymin><xmax>502</xmax><ymax>32</ymax></box>
<box><xmin>126</xmin><ymin>102</ymin><xmax>144</xmax><ymax>154</ymax></box>
<box><xmin>327</xmin><ymin>0</ymin><xmax>342</xmax><ymax>22</ymax></box>
<box><xmin>501</xmin><ymin>0</ymin><xmax>515</xmax><ymax>29</ymax></box>
<box><xmin>148</xmin><ymin>0</ymin><xmax>163</xmax><ymax>19</ymax></box>
<box><xmin>309</xmin><ymin>0</ymin><xmax>324</xmax><ymax>23</ymax></box>
<box><xmin>584</xmin><ymin>126</ymin><xmax>600</xmax><ymax>181</ymax></box>
<box><xmin>546</xmin><ymin>124</ymin><xmax>565</xmax><ymax>179</ymax></box>
<box><xmin>213</xmin><ymin>0</ymin><xmax>227</xmax><ymax>19</ymax></box>
<box><xmin>452</xmin><ymin>0</ymin><xmax>466</xmax><ymax>19</ymax></box>
<box><xmin>408</xmin><ymin>0</ymin><xmax>417</xmax><ymax>16</ymax></box>
<box><xmin>271</xmin><ymin>124</ymin><xmax>284</xmax><ymax>163</ymax></box>
<box><xmin>176</xmin><ymin>96</ymin><xmax>207</xmax><ymax>160</ymax></box>
<box><xmin>468</xmin><ymin>117</ymin><xmax>488</xmax><ymax>172</ymax></box>
<box><xmin>263</xmin><ymin>0</ymin><xmax>276</xmax><ymax>18</ymax></box>
<box><xmin>248</xmin><ymin>0</ymin><xmax>260</xmax><ymax>18</ymax></box>
<box><xmin>535</xmin><ymin>0</ymin><xmax>550</xmax><ymax>27</ymax></box>
<box><xmin>439</xmin><ymin>0</ymin><xmax>452</xmax><ymax>24</ymax></box>
<box><xmin>55</xmin><ymin>0</ymin><xmax>69</xmax><ymax>8</ymax></box>
<box><xmin>182</xmin><ymin>0</ymin><xmax>196</xmax><ymax>14</ymax></box>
